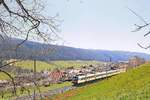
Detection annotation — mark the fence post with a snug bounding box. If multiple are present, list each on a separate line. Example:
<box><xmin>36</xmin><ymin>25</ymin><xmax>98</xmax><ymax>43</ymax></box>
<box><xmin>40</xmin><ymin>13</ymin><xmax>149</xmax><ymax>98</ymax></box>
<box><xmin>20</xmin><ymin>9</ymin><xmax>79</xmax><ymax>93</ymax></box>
<box><xmin>33</xmin><ymin>59</ymin><xmax>36</xmax><ymax>100</ymax></box>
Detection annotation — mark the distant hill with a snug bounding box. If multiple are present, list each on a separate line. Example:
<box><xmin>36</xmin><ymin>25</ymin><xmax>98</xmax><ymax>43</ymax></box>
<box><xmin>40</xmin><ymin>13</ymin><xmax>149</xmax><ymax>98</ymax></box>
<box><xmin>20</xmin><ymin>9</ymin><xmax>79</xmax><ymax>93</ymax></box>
<box><xmin>1</xmin><ymin>38</ymin><xmax>150</xmax><ymax>62</ymax></box>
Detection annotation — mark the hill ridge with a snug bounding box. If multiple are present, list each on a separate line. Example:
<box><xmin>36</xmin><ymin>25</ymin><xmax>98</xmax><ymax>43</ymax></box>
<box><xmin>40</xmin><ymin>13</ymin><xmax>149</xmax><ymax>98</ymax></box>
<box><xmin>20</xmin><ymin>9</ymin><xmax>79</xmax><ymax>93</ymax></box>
<box><xmin>1</xmin><ymin>38</ymin><xmax>150</xmax><ymax>62</ymax></box>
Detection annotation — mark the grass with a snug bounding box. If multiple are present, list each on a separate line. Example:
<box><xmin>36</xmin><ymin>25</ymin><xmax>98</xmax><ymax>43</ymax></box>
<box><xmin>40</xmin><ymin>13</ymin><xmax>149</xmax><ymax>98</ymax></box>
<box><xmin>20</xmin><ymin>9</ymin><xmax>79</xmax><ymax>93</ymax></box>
<box><xmin>53</xmin><ymin>63</ymin><xmax>150</xmax><ymax>100</ymax></box>
<box><xmin>14</xmin><ymin>60</ymin><xmax>54</xmax><ymax>72</ymax></box>
<box><xmin>14</xmin><ymin>60</ymin><xmax>103</xmax><ymax>72</ymax></box>
<box><xmin>0</xmin><ymin>73</ymin><xmax>11</xmax><ymax>80</ymax></box>
<box><xmin>0</xmin><ymin>72</ymin><xmax>14</xmax><ymax>80</ymax></box>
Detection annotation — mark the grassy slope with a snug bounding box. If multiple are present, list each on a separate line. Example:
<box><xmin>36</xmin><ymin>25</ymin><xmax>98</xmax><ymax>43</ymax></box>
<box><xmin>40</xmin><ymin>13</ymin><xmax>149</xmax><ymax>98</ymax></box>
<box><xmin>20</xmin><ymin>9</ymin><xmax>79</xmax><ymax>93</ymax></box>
<box><xmin>14</xmin><ymin>60</ymin><xmax>103</xmax><ymax>72</ymax></box>
<box><xmin>54</xmin><ymin>63</ymin><xmax>150</xmax><ymax>100</ymax></box>
<box><xmin>0</xmin><ymin>73</ymin><xmax>11</xmax><ymax>80</ymax></box>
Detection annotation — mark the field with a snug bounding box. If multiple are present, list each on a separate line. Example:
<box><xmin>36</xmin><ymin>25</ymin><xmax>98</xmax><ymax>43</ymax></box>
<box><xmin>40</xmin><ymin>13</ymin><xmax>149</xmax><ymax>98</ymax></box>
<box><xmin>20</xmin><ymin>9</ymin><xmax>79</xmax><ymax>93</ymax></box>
<box><xmin>53</xmin><ymin>63</ymin><xmax>150</xmax><ymax>100</ymax></box>
<box><xmin>14</xmin><ymin>60</ymin><xmax>103</xmax><ymax>72</ymax></box>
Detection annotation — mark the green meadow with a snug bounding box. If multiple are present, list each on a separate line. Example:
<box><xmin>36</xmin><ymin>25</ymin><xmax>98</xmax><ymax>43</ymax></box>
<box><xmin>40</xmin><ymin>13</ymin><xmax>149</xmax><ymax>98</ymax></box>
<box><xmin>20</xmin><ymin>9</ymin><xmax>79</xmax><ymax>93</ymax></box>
<box><xmin>14</xmin><ymin>60</ymin><xmax>103</xmax><ymax>72</ymax></box>
<box><xmin>53</xmin><ymin>63</ymin><xmax>150</xmax><ymax>100</ymax></box>
<box><xmin>0</xmin><ymin>73</ymin><xmax>11</xmax><ymax>80</ymax></box>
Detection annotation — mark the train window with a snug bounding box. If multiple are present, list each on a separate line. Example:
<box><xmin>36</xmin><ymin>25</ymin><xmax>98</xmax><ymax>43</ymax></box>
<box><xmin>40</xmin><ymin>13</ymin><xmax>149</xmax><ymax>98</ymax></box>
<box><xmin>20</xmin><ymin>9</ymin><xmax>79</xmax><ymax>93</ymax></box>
<box><xmin>81</xmin><ymin>75</ymin><xmax>95</xmax><ymax>80</ymax></box>
<box><xmin>96</xmin><ymin>73</ymin><xmax>106</xmax><ymax>77</ymax></box>
<box><xmin>72</xmin><ymin>76</ymin><xmax>78</xmax><ymax>81</ymax></box>
<box><xmin>81</xmin><ymin>77</ymin><xmax>87</xmax><ymax>80</ymax></box>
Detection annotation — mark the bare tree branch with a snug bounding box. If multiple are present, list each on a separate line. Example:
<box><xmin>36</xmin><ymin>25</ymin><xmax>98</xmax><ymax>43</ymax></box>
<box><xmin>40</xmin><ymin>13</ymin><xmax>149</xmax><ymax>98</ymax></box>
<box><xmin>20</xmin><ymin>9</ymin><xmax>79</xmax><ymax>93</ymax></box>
<box><xmin>0</xmin><ymin>60</ymin><xmax>18</xmax><ymax>69</ymax></box>
<box><xmin>0</xmin><ymin>0</ymin><xmax>60</xmax><ymax>99</ymax></box>
<box><xmin>129</xmin><ymin>8</ymin><xmax>150</xmax><ymax>49</ymax></box>
<box><xmin>0</xmin><ymin>69</ymin><xmax>16</xmax><ymax>95</ymax></box>
<box><xmin>128</xmin><ymin>8</ymin><xmax>148</xmax><ymax>25</ymax></box>
<box><xmin>137</xmin><ymin>43</ymin><xmax>150</xmax><ymax>50</ymax></box>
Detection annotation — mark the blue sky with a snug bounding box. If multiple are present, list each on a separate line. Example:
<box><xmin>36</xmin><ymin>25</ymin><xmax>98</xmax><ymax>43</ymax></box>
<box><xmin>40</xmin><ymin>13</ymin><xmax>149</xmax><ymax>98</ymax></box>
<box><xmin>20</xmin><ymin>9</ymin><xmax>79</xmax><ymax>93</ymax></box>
<box><xmin>45</xmin><ymin>0</ymin><xmax>150</xmax><ymax>53</ymax></box>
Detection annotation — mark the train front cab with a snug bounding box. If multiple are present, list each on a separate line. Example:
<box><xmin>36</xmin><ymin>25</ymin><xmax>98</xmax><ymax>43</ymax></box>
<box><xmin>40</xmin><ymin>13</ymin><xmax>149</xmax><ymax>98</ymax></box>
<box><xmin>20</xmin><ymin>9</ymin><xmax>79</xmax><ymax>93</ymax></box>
<box><xmin>72</xmin><ymin>76</ymin><xmax>78</xmax><ymax>85</ymax></box>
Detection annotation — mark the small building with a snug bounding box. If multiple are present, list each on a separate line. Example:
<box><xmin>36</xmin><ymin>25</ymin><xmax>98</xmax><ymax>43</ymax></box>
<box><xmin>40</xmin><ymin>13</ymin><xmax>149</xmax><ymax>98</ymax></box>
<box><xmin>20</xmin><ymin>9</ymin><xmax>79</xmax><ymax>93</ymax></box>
<box><xmin>129</xmin><ymin>56</ymin><xmax>145</xmax><ymax>68</ymax></box>
<box><xmin>117</xmin><ymin>61</ymin><xmax>129</xmax><ymax>69</ymax></box>
<box><xmin>49</xmin><ymin>69</ymin><xmax>64</xmax><ymax>83</ymax></box>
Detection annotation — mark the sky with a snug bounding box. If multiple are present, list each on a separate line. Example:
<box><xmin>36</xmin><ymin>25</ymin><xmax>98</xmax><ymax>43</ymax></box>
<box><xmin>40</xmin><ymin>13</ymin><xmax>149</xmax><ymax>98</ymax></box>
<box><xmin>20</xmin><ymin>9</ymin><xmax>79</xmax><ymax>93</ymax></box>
<box><xmin>45</xmin><ymin>0</ymin><xmax>150</xmax><ymax>54</ymax></box>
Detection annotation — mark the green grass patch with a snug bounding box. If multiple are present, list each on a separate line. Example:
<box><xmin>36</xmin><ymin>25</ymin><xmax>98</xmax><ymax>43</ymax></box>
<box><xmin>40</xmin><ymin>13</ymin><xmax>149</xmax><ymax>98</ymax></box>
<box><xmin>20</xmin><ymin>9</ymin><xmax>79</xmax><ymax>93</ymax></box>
<box><xmin>0</xmin><ymin>72</ymin><xmax>10</xmax><ymax>80</ymax></box>
<box><xmin>0</xmin><ymin>72</ymin><xmax>14</xmax><ymax>80</ymax></box>
<box><xmin>14</xmin><ymin>60</ymin><xmax>103</xmax><ymax>72</ymax></box>
<box><xmin>53</xmin><ymin>63</ymin><xmax>150</xmax><ymax>100</ymax></box>
<box><xmin>14</xmin><ymin>60</ymin><xmax>53</xmax><ymax>72</ymax></box>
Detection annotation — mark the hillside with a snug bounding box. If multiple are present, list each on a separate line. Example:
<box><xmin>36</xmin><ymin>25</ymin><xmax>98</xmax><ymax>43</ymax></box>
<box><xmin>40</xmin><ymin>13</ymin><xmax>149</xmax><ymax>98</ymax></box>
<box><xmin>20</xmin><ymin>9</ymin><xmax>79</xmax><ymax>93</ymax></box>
<box><xmin>54</xmin><ymin>63</ymin><xmax>150</xmax><ymax>100</ymax></box>
<box><xmin>1</xmin><ymin>38</ymin><xmax>150</xmax><ymax>62</ymax></box>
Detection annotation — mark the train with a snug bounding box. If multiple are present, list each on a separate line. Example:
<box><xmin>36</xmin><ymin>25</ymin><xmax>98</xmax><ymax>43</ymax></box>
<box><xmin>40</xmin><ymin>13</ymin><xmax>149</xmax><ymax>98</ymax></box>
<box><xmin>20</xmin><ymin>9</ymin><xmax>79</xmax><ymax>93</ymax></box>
<box><xmin>72</xmin><ymin>68</ymin><xmax>126</xmax><ymax>85</ymax></box>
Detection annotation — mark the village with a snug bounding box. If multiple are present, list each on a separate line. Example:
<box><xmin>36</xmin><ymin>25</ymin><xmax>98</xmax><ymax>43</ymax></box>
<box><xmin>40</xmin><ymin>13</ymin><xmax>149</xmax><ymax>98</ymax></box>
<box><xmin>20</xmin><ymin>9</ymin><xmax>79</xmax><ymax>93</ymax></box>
<box><xmin>41</xmin><ymin>56</ymin><xmax>145</xmax><ymax>84</ymax></box>
<box><xmin>0</xmin><ymin>56</ymin><xmax>145</xmax><ymax>98</ymax></box>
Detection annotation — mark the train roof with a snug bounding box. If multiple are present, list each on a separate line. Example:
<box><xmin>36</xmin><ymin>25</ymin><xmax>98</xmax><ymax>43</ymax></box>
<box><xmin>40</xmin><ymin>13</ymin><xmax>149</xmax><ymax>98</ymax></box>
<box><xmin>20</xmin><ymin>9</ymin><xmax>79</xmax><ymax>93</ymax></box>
<box><xmin>76</xmin><ymin>69</ymin><xmax>119</xmax><ymax>79</ymax></box>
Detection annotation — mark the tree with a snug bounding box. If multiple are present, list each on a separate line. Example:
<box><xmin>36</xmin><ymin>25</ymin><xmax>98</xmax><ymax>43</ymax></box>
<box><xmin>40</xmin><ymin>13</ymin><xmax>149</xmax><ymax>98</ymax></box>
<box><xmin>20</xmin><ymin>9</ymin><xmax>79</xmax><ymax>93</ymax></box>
<box><xmin>0</xmin><ymin>0</ymin><xmax>60</xmax><ymax>45</ymax></box>
<box><xmin>129</xmin><ymin>8</ymin><xmax>150</xmax><ymax>49</ymax></box>
<box><xmin>0</xmin><ymin>0</ymin><xmax>60</xmax><ymax>97</ymax></box>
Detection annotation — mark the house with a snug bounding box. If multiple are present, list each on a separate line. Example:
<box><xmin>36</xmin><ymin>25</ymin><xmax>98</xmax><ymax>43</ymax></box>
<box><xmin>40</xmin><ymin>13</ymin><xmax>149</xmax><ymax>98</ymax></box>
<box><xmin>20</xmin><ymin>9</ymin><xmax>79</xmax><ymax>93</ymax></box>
<box><xmin>49</xmin><ymin>69</ymin><xmax>64</xmax><ymax>83</ymax></box>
